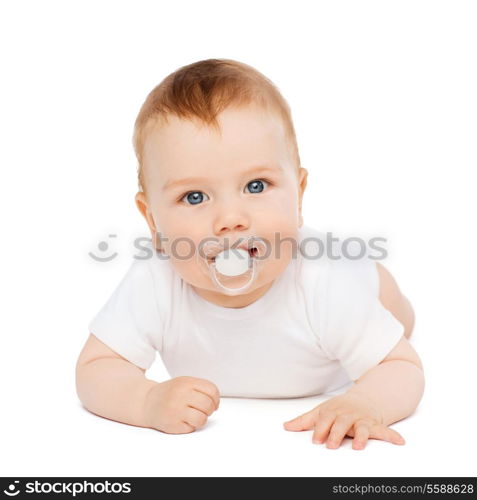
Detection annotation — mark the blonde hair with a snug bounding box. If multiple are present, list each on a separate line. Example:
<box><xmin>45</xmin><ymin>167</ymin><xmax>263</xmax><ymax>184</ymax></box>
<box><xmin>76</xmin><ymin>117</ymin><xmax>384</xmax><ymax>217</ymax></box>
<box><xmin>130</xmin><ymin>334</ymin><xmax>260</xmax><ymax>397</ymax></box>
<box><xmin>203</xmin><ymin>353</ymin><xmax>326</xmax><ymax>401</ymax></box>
<box><xmin>133</xmin><ymin>58</ymin><xmax>301</xmax><ymax>197</ymax></box>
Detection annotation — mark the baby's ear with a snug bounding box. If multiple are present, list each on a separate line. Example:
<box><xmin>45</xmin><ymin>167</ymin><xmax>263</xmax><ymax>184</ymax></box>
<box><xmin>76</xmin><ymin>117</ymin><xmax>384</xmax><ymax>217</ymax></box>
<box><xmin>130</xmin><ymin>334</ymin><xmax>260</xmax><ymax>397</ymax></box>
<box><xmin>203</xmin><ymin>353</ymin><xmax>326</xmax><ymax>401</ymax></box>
<box><xmin>135</xmin><ymin>191</ymin><xmax>147</xmax><ymax>215</ymax></box>
<box><xmin>135</xmin><ymin>191</ymin><xmax>162</xmax><ymax>251</ymax></box>
<box><xmin>297</xmin><ymin>168</ymin><xmax>308</xmax><ymax>227</ymax></box>
<box><xmin>298</xmin><ymin>167</ymin><xmax>308</xmax><ymax>195</ymax></box>
<box><xmin>135</xmin><ymin>192</ymin><xmax>155</xmax><ymax>226</ymax></box>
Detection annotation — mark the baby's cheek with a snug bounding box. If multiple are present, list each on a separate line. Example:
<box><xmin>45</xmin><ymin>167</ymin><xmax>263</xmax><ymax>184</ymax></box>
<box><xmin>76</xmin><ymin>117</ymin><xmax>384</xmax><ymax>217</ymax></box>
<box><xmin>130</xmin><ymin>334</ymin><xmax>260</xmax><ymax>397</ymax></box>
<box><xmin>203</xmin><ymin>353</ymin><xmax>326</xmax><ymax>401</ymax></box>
<box><xmin>171</xmin><ymin>239</ymin><xmax>197</xmax><ymax>260</ymax></box>
<box><xmin>159</xmin><ymin>232</ymin><xmax>197</xmax><ymax>260</ymax></box>
<box><xmin>263</xmin><ymin>226</ymin><xmax>299</xmax><ymax>259</ymax></box>
<box><xmin>260</xmin><ymin>212</ymin><xmax>300</xmax><ymax>242</ymax></box>
<box><xmin>263</xmin><ymin>258</ymin><xmax>287</xmax><ymax>283</ymax></box>
<box><xmin>270</xmin><ymin>188</ymin><xmax>299</xmax><ymax>213</ymax></box>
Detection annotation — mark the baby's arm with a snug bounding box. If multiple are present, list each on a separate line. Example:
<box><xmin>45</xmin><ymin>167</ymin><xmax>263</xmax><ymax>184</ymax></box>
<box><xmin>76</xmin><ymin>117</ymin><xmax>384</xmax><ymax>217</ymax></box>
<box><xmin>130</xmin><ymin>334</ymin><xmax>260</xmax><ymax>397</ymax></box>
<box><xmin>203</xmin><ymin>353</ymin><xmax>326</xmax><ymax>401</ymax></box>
<box><xmin>347</xmin><ymin>336</ymin><xmax>424</xmax><ymax>426</ymax></box>
<box><xmin>284</xmin><ymin>263</ymin><xmax>424</xmax><ymax>449</ymax></box>
<box><xmin>76</xmin><ymin>334</ymin><xmax>220</xmax><ymax>433</ymax></box>
<box><xmin>376</xmin><ymin>262</ymin><xmax>415</xmax><ymax>339</ymax></box>
<box><xmin>346</xmin><ymin>262</ymin><xmax>424</xmax><ymax>425</ymax></box>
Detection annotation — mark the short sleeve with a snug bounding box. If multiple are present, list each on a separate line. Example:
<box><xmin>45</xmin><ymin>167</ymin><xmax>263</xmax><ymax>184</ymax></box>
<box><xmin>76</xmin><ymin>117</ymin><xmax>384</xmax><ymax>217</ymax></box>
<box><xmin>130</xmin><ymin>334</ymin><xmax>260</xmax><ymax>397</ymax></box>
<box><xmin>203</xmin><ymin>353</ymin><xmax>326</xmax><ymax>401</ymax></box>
<box><xmin>318</xmin><ymin>258</ymin><xmax>405</xmax><ymax>381</ymax></box>
<box><xmin>88</xmin><ymin>259</ymin><xmax>162</xmax><ymax>370</ymax></box>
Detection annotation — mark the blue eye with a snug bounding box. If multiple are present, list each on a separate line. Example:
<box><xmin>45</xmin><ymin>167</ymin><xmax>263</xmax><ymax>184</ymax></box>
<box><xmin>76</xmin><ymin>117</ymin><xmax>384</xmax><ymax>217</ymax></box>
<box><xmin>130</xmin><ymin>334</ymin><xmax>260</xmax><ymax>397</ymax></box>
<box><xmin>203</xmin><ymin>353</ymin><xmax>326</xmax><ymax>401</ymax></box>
<box><xmin>246</xmin><ymin>179</ymin><xmax>269</xmax><ymax>194</ymax></box>
<box><xmin>181</xmin><ymin>191</ymin><xmax>210</xmax><ymax>205</ymax></box>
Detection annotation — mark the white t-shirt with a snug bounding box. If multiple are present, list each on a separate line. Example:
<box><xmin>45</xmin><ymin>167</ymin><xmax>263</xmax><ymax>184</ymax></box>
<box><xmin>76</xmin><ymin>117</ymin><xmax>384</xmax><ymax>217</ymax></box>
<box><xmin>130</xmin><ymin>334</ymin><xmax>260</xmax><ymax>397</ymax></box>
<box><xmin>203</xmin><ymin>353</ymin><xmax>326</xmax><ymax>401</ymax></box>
<box><xmin>88</xmin><ymin>225</ymin><xmax>404</xmax><ymax>398</ymax></box>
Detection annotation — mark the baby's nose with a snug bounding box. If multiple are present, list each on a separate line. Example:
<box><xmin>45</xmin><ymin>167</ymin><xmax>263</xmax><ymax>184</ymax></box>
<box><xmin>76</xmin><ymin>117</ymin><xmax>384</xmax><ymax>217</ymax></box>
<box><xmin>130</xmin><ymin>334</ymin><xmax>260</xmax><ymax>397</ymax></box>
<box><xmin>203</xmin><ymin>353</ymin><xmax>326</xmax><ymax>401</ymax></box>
<box><xmin>213</xmin><ymin>205</ymin><xmax>251</xmax><ymax>236</ymax></box>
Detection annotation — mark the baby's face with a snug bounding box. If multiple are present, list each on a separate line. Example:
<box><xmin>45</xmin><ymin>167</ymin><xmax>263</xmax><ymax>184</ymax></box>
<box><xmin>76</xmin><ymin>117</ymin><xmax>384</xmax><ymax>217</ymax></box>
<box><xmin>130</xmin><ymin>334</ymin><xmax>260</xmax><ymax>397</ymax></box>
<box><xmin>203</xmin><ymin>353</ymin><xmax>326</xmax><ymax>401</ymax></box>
<box><xmin>136</xmin><ymin>104</ymin><xmax>307</xmax><ymax>306</ymax></box>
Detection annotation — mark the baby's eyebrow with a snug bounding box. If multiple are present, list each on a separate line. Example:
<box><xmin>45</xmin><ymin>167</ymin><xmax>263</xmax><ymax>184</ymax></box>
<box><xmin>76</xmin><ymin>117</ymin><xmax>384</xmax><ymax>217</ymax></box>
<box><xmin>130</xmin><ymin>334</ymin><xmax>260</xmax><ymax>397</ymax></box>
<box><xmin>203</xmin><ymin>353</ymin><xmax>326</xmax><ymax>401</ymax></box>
<box><xmin>162</xmin><ymin>165</ymin><xmax>282</xmax><ymax>191</ymax></box>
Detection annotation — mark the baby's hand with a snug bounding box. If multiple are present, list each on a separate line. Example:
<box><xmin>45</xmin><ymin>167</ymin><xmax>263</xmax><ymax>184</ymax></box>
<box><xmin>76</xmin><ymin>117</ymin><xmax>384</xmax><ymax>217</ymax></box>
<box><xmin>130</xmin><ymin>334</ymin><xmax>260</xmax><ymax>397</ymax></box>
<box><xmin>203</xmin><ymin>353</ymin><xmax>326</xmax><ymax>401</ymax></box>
<box><xmin>283</xmin><ymin>392</ymin><xmax>405</xmax><ymax>450</ymax></box>
<box><xmin>143</xmin><ymin>376</ymin><xmax>220</xmax><ymax>434</ymax></box>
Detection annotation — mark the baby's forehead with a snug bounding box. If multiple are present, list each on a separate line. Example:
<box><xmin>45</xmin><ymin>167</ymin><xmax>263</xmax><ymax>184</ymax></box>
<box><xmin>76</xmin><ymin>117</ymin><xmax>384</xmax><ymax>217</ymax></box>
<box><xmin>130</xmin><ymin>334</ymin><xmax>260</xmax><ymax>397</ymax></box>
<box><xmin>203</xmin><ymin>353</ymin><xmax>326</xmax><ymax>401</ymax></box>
<box><xmin>148</xmin><ymin>108</ymin><xmax>287</xmax><ymax>159</ymax></box>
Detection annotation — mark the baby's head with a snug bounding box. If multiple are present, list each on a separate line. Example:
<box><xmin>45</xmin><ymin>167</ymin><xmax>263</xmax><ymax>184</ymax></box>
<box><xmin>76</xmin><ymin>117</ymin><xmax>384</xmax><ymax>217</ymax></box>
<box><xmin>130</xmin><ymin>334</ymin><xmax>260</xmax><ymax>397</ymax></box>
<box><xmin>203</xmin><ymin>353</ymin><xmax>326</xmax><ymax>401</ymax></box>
<box><xmin>133</xmin><ymin>58</ymin><xmax>308</xmax><ymax>305</ymax></box>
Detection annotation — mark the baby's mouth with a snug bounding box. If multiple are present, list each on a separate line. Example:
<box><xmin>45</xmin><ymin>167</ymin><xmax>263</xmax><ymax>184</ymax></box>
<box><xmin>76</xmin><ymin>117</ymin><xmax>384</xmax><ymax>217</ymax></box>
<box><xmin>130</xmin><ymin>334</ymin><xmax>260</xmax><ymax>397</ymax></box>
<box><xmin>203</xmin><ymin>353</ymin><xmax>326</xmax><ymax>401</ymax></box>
<box><xmin>207</xmin><ymin>247</ymin><xmax>258</xmax><ymax>263</ymax></box>
<box><xmin>249</xmin><ymin>247</ymin><xmax>259</xmax><ymax>258</ymax></box>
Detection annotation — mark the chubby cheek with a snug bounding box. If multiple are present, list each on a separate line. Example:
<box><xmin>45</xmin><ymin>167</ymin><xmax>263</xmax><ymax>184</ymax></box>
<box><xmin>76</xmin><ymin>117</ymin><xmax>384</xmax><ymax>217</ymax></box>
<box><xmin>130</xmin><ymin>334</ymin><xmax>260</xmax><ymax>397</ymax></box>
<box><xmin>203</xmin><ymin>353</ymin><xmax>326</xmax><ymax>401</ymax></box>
<box><xmin>153</xmin><ymin>210</ymin><xmax>199</xmax><ymax>254</ymax></box>
<box><xmin>158</xmin><ymin>231</ymin><xmax>212</xmax><ymax>287</ymax></box>
<box><xmin>260</xmin><ymin>226</ymin><xmax>299</xmax><ymax>274</ymax></box>
<box><xmin>258</xmin><ymin>187</ymin><xmax>300</xmax><ymax>227</ymax></box>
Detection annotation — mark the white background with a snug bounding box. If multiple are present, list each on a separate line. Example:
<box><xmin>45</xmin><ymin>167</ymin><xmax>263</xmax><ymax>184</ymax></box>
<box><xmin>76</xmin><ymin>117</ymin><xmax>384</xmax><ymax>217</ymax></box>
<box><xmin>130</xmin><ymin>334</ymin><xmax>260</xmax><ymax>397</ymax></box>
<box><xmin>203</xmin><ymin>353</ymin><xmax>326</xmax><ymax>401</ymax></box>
<box><xmin>1</xmin><ymin>0</ymin><xmax>476</xmax><ymax>477</ymax></box>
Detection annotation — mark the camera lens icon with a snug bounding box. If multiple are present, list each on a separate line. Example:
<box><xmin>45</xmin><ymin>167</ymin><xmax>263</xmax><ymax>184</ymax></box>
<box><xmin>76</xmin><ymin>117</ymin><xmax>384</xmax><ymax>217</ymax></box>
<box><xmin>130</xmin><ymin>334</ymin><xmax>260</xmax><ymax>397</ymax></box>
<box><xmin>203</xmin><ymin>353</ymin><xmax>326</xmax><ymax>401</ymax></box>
<box><xmin>89</xmin><ymin>234</ymin><xmax>118</xmax><ymax>262</ymax></box>
<box><xmin>4</xmin><ymin>480</ymin><xmax>20</xmax><ymax>496</ymax></box>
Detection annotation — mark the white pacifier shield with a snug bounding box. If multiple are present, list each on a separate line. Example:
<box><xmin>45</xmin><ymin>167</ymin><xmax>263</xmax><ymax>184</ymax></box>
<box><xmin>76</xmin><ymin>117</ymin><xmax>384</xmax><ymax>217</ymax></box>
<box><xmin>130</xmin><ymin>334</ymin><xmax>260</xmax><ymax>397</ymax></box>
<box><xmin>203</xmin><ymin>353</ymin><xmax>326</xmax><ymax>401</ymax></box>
<box><xmin>214</xmin><ymin>248</ymin><xmax>250</xmax><ymax>276</ymax></box>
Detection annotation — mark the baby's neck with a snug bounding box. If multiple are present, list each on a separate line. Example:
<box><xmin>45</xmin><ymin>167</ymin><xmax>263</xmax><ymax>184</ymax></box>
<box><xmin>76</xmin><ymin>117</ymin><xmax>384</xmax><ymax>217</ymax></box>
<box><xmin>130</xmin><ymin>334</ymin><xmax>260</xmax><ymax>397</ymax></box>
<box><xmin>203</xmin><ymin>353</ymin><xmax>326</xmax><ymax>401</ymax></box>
<box><xmin>191</xmin><ymin>280</ymin><xmax>275</xmax><ymax>309</ymax></box>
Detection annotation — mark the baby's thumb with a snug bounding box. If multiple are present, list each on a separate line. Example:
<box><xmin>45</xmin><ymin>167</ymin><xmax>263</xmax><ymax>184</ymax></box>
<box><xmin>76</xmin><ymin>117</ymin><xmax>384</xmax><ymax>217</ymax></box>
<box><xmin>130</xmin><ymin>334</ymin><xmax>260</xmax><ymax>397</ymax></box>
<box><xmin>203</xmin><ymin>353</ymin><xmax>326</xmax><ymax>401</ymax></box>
<box><xmin>283</xmin><ymin>409</ymin><xmax>316</xmax><ymax>431</ymax></box>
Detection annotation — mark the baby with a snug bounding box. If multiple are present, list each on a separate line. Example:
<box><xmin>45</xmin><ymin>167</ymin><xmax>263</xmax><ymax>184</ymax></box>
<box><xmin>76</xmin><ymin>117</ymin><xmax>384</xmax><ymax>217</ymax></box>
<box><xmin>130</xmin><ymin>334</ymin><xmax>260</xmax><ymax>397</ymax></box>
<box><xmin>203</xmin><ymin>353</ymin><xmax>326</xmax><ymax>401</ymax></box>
<box><xmin>76</xmin><ymin>58</ymin><xmax>424</xmax><ymax>450</ymax></box>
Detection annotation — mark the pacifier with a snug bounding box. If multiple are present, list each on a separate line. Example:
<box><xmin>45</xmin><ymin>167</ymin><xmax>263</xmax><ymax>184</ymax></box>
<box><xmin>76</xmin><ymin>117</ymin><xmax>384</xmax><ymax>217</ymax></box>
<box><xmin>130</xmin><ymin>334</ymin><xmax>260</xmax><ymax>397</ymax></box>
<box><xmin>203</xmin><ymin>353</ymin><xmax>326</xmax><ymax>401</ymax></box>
<box><xmin>197</xmin><ymin>236</ymin><xmax>268</xmax><ymax>295</ymax></box>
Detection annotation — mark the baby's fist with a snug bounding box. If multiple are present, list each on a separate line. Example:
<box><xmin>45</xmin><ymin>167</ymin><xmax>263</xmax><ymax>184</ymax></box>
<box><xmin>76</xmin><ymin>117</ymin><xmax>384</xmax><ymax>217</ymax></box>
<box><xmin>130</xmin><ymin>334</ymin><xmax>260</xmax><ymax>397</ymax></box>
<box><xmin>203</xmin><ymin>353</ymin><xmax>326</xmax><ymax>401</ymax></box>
<box><xmin>143</xmin><ymin>376</ymin><xmax>220</xmax><ymax>434</ymax></box>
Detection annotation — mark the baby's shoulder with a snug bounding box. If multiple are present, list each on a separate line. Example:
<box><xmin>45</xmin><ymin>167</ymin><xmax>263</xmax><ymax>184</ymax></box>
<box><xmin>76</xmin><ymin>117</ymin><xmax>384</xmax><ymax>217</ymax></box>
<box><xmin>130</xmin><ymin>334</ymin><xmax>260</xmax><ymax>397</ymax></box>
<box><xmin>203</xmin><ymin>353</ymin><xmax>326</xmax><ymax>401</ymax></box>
<box><xmin>297</xmin><ymin>225</ymin><xmax>380</xmax><ymax>298</ymax></box>
<box><xmin>123</xmin><ymin>245</ymin><xmax>176</xmax><ymax>313</ymax></box>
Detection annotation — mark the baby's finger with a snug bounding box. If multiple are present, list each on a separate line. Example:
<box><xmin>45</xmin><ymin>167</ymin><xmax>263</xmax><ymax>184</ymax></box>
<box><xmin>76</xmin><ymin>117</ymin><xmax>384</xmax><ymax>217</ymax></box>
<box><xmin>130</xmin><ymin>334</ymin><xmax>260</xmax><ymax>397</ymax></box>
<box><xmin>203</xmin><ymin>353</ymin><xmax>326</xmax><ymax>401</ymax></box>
<box><xmin>325</xmin><ymin>414</ymin><xmax>355</xmax><ymax>449</ymax></box>
<box><xmin>369</xmin><ymin>424</ymin><xmax>406</xmax><ymax>445</ymax></box>
<box><xmin>189</xmin><ymin>391</ymin><xmax>216</xmax><ymax>416</ymax></box>
<box><xmin>311</xmin><ymin>410</ymin><xmax>336</xmax><ymax>444</ymax></box>
<box><xmin>352</xmin><ymin>422</ymin><xmax>370</xmax><ymax>450</ymax></box>
<box><xmin>284</xmin><ymin>408</ymin><xmax>317</xmax><ymax>431</ymax></box>
<box><xmin>178</xmin><ymin>421</ymin><xmax>196</xmax><ymax>434</ymax></box>
<box><xmin>192</xmin><ymin>379</ymin><xmax>220</xmax><ymax>410</ymax></box>
<box><xmin>183</xmin><ymin>406</ymin><xmax>208</xmax><ymax>430</ymax></box>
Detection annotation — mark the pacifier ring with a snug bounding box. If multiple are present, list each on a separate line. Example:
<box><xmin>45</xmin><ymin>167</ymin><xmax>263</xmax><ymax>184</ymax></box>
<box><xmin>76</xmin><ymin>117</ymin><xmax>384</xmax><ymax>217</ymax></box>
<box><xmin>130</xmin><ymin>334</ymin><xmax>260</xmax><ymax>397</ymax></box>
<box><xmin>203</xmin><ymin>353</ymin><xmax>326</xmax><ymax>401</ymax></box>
<box><xmin>198</xmin><ymin>236</ymin><xmax>267</xmax><ymax>295</ymax></box>
<box><xmin>209</xmin><ymin>258</ymin><xmax>257</xmax><ymax>294</ymax></box>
